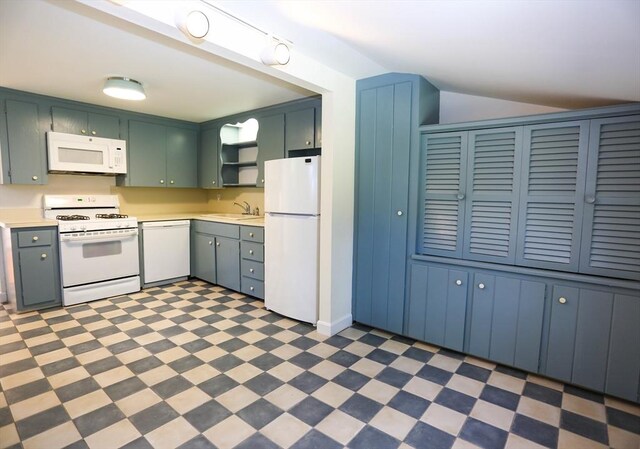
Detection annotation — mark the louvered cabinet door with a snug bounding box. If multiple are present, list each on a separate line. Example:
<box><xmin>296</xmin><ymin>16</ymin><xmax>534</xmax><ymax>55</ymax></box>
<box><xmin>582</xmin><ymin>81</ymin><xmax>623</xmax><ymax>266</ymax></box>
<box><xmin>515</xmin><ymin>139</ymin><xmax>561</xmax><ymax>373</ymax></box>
<box><xmin>515</xmin><ymin>121</ymin><xmax>590</xmax><ymax>271</ymax></box>
<box><xmin>419</xmin><ymin>132</ymin><xmax>468</xmax><ymax>258</ymax></box>
<box><xmin>462</xmin><ymin>127</ymin><xmax>523</xmax><ymax>264</ymax></box>
<box><xmin>579</xmin><ymin>115</ymin><xmax>640</xmax><ymax>281</ymax></box>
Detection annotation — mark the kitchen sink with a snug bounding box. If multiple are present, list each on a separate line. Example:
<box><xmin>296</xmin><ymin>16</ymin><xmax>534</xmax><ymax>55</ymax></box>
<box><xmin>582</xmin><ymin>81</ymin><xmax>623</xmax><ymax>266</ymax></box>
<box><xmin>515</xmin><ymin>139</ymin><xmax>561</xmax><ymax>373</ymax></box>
<box><xmin>200</xmin><ymin>213</ymin><xmax>261</xmax><ymax>220</ymax></box>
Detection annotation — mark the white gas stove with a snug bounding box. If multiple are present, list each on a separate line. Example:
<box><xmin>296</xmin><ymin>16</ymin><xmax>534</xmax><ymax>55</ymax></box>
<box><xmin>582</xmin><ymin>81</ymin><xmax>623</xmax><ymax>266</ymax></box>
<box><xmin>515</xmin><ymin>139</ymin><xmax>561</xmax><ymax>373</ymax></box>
<box><xmin>43</xmin><ymin>195</ymin><xmax>141</xmax><ymax>306</ymax></box>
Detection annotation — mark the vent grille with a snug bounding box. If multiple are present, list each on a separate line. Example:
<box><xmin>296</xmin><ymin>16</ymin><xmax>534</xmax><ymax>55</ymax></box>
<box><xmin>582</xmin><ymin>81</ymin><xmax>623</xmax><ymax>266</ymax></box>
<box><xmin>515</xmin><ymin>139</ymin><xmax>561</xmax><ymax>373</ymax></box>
<box><xmin>589</xmin><ymin>205</ymin><xmax>640</xmax><ymax>273</ymax></box>
<box><xmin>523</xmin><ymin>202</ymin><xmax>575</xmax><ymax>264</ymax></box>
<box><xmin>472</xmin><ymin>132</ymin><xmax>515</xmax><ymax>193</ymax></box>
<box><xmin>468</xmin><ymin>201</ymin><xmax>512</xmax><ymax>258</ymax></box>
<box><xmin>528</xmin><ymin>126</ymin><xmax>580</xmax><ymax>194</ymax></box>
<box><xmin>596</xmin><ymin>120</ymin><xmax>640</xmax><ymax>195</ymax></box>
<box><xmin>424</xmin><ymin>135</ymin><xmax>462</xmax><ymax>194</ymax></box>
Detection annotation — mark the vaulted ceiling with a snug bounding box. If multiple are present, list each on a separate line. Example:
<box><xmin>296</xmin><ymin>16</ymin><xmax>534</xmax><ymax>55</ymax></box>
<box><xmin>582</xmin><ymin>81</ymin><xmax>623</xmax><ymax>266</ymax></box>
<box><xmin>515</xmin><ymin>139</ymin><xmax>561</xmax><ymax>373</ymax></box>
<box><xmin>1</xmin><ymin>0</ymin><xmax>638</xmax><ymax>123</ymax></box>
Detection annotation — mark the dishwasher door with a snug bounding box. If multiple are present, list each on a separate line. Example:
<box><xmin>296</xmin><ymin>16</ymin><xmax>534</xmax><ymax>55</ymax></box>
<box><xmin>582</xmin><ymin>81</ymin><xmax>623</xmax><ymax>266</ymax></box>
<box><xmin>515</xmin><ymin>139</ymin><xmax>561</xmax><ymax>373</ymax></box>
<box><xmin>142</xmin><ymin>220</ymin><xmax>190</xmax><ymax>285</ymax></box>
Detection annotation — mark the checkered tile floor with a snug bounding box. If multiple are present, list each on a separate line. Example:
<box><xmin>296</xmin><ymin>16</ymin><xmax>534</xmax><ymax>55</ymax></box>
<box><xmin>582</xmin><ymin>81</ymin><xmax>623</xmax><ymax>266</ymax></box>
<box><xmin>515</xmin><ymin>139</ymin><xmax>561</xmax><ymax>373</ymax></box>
<box><xmin>1</xmin><ymin>281</ymin><xmax>639</xmax><ymax>449</ymax></box>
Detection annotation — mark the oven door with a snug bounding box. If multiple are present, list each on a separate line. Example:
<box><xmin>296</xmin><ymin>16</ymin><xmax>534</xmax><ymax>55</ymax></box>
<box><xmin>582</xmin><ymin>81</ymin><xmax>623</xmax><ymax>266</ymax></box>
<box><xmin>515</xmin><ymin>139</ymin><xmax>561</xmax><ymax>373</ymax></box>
<box><xmin>59</xmin><ymin>229</ymin><xmax>139</xmax><ymax>287</ymax></box>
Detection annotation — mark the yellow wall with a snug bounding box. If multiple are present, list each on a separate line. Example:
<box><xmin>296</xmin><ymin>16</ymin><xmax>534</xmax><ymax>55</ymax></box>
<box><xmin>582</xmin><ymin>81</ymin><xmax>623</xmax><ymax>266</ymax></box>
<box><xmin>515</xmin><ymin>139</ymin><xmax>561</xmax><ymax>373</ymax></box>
<box><xmin>113</xmin><ymin>186</ymin><xmax>209</xmax><ymax>215</ymax></box>
<box><xmin>205</xmin><ymin>187</ymin><xmax>264</xmax><ymax>215</ymax></box>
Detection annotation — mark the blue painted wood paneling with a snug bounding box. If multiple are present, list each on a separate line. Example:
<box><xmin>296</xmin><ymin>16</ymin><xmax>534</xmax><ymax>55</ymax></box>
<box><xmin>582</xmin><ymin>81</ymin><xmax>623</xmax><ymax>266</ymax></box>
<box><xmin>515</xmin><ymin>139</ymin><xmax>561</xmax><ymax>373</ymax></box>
<box><xmin>606</xmin><ymin>293</ymin><xmax>640</xmax><ymax>402</ymax></box>
<box><xmin>546</xmin><ymin>285</ymin><xmax>579</xmax><ymax>382</ymax></box>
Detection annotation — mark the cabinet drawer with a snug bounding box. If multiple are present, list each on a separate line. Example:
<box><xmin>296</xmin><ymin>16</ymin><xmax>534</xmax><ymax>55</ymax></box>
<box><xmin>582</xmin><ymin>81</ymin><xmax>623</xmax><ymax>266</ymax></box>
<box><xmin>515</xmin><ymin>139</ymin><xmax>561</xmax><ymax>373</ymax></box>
<box><xmin>242</xmin><ymin>277</ymin><xmax>264</xmax><ymax>299</ymax></box>
<box><xmin>241</xmin><ymin>226</ymin><xmax>264</xmax><ymax>243</ymax></box>
<box><xmin>17</xmin><ymin>230</ymin><xmax>53</xmax><ymax>248</ymax></box>
<box><xmin>241</xmin><ymin>259</ymin><xmax>264</xmax><ymax>281</ymax></box>
<box><xmin>241</xmin><ymin>241</ymin><xmax>264</xmax><ymax>262</ymax></box>
<box><xmin>192</xmin><ymin>220</ymin><xmax>239</xmax><ymax>239</ymax></box>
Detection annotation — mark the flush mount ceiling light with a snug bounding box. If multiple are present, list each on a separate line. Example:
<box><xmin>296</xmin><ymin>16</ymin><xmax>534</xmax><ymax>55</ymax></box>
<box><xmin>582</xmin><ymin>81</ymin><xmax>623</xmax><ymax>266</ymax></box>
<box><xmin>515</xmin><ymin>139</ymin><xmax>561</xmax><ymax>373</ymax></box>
<box><xmin>260</xmin><ymin>40</ymin><xmax>290</xmax><ymax>66</ymax></box>
<box><xmin>175</xmin><ymin>9</ymin><xmax>210</xmax><ymax>42</ymax></box>
<box><xmin>103</xmin><ymin>77</ymin><xmax>146</xmax><ymax>101</ymax></box>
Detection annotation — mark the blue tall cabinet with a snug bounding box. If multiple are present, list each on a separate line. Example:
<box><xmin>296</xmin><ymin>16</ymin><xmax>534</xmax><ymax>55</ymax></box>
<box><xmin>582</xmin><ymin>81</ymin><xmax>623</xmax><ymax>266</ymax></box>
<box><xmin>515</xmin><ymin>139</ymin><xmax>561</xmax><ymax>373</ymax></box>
<box><xmin>354</xmin><ymin>73</ymin><xmax>640</xmax><ymax>402</ymax></box>
<box><xmin>353</xmin><ymin>74</ymin><xmax>440</xmax><ymax>334</ymax></box>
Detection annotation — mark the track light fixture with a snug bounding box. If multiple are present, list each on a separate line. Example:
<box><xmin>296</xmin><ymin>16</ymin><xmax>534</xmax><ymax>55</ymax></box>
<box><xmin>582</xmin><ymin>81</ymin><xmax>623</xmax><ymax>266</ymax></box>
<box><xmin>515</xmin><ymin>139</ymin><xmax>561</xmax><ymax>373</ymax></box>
<box><xmin>175</xmin><ymin>8</ymin><xmax>210</xmax><ymax>42</ymax></box>
<box><xmin>260</xmin><ymin>39</ymin><xmax>291</xmax><ymax>66</ymax></box>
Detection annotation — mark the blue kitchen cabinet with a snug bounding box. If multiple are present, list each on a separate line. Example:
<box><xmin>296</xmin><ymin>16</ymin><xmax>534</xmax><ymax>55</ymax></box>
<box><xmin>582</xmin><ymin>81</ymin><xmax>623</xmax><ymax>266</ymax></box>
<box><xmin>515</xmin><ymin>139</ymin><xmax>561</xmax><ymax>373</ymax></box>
<box><xmin>192</xmin><ymin>232</ymin><xmax>217</xmax><ymax>284</ymax></box>
<box><xmin>256</xmin><ymin>113</ymin><xmax>285</xmax><ymax>187</ymax></box>
<box><xmin>191</xmin><ymin>221</ymin><xmax>241</xmax><ymax>292</ymax></box>
<box><xmin>240</xmin><ymin>226</ymin><xmax>264</xmax><ymax>299</ymax></box>
<box><xmin>467</xmin><ymin>273</ymin><xmax>545</xmax><ymax>372</ymax></box>
<box><xmin>579</xmin><ymin>115</ymin><xmax>640</xmax><ymax>281</ymax></box>
<box><xmin>406</xmin><ymin>262</ymin><xmax>467</xmax><ymax>351</ymax></box>
<box><xmin>285</xmin><ymin>106</ymin><xmax>316</xmax><ymax>152</ymax></box>
<box><xmin>51</xmin><ymin>106</ymin><xmax>120</xmax><ymax>138</ymax></box>
<box><xmin>353</xmin><ymin>74</ymin><xmax>439</xmax><ymax>334</ymax></box>
<box><xmin>2</xmin><ymin>227</ymin><xmax>61</xmax><ymax>312</ymax></box>
<box><xmin>606</xmin><ymin>293</ymin><xmax>640</xmax><ymax>402</ymax></box>
<box><xmin>166</xmin><ymin>126</ymin><xmax>197</xmax><ymax>188</ymax></box>
<box><xmin>546</xmin><ymin>285</ymin><xmax>613</xmax><ymax>391</ymax></box>
<box><xmin>0</xmin><ymin>98</ymin><xmax>47</xmax><ymax>185</ymax></box>
<box><xmin>127</xmin><ymin>120</ymin><xmax>197</xmax><ymax>188</ymax></box>
<box><xmin>199</xmin><ymin>125</ymin><xmax>220</xmax><ymax>188</ymax></box>
<box><xmin>515</xmin><ymin>121</ymin><xmax>590</xmax><ymax>272</ymax></box>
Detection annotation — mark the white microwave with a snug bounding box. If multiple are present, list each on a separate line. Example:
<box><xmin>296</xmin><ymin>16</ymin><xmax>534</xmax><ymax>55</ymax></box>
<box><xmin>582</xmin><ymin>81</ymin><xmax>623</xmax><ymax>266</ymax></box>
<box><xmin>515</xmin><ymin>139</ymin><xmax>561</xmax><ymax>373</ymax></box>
<box><xmin>47</xmin><ymin>131</ymin><xmax>127</xmax><ymax>175</ymax></box>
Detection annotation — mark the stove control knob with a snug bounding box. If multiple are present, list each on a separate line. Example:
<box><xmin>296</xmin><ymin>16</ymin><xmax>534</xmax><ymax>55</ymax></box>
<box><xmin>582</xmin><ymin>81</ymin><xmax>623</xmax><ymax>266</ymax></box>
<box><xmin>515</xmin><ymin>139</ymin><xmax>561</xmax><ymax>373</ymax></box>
<box><xmin>80</xmin><ymin>226</ymin><xmax>87</xmax><ymax>232</ymax></box>
<box><xmin>70</xmin><ymin>225</ymin><xmax>77</xmax><ymax>231</ymax></box>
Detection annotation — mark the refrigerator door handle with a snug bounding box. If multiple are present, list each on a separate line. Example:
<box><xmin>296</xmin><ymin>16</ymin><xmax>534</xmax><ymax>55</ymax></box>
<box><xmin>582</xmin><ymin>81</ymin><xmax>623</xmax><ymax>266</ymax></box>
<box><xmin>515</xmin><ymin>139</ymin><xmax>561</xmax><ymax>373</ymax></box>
<box><xmin>266</xmin><ymin>212</ymin><xmax>320</xmax><ymax>218</ymax></box>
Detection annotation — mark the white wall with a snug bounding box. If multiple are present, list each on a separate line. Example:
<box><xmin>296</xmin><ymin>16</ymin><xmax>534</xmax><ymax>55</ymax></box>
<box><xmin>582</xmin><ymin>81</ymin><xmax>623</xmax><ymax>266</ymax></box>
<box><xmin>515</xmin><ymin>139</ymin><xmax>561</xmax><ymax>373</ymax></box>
<box><xmin>439</xmin><ymin>91</ymin><xmax>566</xmax><ymax>124</ymax></box>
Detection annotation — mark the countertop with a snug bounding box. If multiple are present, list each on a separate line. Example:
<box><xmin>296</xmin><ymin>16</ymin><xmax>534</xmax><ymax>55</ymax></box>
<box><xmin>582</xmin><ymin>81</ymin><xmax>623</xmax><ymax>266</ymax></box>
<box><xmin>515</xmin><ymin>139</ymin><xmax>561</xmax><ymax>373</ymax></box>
<box><xmin>0</xmin><ymin>211</ymin><xmax>264</xmax><ymax>229</ymax></box>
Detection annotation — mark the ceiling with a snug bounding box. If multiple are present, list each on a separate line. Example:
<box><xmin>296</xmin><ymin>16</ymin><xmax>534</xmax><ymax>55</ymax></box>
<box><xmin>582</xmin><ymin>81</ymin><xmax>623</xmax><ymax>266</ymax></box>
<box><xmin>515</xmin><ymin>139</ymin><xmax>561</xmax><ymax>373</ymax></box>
<box><xmin>1</xmin><ymin>0</ymin><xmax>638</xmax><ymax>124</ymax></box>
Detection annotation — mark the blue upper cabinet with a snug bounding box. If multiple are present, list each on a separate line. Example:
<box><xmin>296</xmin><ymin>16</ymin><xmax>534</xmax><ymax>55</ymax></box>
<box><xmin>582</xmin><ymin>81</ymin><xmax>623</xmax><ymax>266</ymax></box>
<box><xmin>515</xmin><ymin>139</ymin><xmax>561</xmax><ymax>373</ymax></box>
<box><xmin>1</xmin><ymin>98</ymin><xmax>47</xmax><ymax>185</ymax></box>
<box><xmin>419</xmin><ymin>132</ymin><xmax>468</xmax><ymax>258</ymax></box>
<box><xmin>257</xmin><ymin>113</ymin><xmax>285</xmax><ymax>187</ymax></box>
<box><xmin>353</xmin><ymin>74</ymin><xmax>439</xmax><ymax>334</ymax></box>
<box><xmin>463</xmin><ymin>127</ymin><xmax>523</xmax><ymax>264</ymax></box>
<box><xmin>579</xmin><ymin>115</ymin><xmax>640</xmax><ymax>281</ymax></box>
<box><xmin>515</xmin><ymin>121</ymin><xmax>590</xmax><ymax>272</ymax></box>
<box><xmin>51</xmin><ymin>106</ymin><xmax>120</xmax><ymax>139</ymax></box>
<box><xmin>199</xmin><ymin>125</ymin><xmax>220</xmax><ymax>188</ymax></box>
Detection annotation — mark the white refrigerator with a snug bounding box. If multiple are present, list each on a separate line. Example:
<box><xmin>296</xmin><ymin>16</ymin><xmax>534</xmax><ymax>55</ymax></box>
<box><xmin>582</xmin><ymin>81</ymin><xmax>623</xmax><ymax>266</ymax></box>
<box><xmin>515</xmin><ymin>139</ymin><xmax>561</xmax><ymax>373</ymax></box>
<box><xmin>264</xmin><ymin>156</ymin><xmax>320</xmax><ymax>324</ymax></box>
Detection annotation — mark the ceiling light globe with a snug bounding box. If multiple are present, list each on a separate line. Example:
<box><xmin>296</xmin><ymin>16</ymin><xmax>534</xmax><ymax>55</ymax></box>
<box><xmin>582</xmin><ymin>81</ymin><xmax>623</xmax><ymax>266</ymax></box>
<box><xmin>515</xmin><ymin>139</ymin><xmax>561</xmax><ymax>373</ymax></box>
<box><xmin>103</xmin><ymin>77</ymin><xmax>146</xmax><ymax>101</ymax></box>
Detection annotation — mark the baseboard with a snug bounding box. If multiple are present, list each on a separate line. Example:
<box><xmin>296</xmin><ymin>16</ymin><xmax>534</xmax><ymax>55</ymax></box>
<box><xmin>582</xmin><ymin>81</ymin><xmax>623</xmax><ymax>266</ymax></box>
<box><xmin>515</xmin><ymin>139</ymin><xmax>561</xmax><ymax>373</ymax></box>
<box><xmin>316</xmin><ymin>313</ymin><xmax>353</xmax><ymax>336</ymax></box>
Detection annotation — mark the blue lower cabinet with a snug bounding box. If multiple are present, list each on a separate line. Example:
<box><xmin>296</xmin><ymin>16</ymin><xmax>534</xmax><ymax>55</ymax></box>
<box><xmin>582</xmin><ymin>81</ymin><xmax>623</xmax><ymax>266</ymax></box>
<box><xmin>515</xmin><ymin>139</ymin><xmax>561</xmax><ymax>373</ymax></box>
<box><xmin>546</xmin><ymin>284</ymin><xmax>640</xmax><ymax>402</ymax></box>
<box><xmin>468</xmin><ymin>273</ymin><xmax>545</xmax><ymax>372</ymax></box>
<box><xmin>407</xmin><ymin>262</ymin><xmax>467</xmax><ymax>351</ymax></box>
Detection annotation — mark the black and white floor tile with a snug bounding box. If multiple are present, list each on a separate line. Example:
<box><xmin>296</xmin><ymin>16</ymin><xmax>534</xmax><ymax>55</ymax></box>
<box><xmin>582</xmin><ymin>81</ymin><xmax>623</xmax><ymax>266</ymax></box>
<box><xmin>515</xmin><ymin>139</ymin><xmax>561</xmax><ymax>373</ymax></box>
<box><xmin>0</xmin><ymin>280</ymin><xmax>638</xmax><ymax>449</ymax></box>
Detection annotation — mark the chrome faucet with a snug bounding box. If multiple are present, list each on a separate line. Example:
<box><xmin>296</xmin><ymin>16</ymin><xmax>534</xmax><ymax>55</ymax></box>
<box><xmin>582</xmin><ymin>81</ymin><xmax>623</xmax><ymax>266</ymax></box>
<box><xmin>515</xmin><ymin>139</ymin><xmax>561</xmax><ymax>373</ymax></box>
<box><xmin>233</xmin><ymin>201</ymin><xmax>251</xmax><ymax>215</ymax></box>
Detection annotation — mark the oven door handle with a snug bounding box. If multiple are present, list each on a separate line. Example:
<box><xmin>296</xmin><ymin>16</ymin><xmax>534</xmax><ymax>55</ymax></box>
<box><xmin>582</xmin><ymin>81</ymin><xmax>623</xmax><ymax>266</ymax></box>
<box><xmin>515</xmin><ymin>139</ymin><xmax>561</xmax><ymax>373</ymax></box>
<box><xmin>60</xmin><ymin>230</ymin><xmax>138</xmax><ymax>243</ymax></box>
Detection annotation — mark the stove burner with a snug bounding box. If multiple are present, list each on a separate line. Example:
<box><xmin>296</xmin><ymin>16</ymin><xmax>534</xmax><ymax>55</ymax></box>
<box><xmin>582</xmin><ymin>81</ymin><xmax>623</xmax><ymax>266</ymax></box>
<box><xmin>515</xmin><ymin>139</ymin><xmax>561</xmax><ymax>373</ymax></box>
<box><xmin>56</xmin><ymin>214</ymin><xmax>90</xmax><ymax>221</ymax></box>
<box><xmin>96</xmin><ymin>213</ymin><xmax>129</xmax><ymax>219</ymax></box>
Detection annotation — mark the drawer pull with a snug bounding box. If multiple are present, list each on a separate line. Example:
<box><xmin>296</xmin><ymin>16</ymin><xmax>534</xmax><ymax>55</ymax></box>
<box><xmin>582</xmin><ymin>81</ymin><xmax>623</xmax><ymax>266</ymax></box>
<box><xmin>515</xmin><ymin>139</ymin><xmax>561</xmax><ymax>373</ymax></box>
<box><xmin>160</xmin><ymin>179</ymin><xmax>165</xmax><ymax>184</ymax></box>
<box><xmin>478</xmin><ymin>283</ymin><xmax>485</xmax><ymax>290</ymax></box>
<box><xmin>250</xmin><ymin>286</ymin><xmax>255</xmax><ymax>291</ymax></box>
<box><xmin>455</xmin><ymin>279</ymin><xmax>462</xmax><ymax>286</ymax></box>
<box><xmin>249</xmin><ymin>268</ymin><xmax>254</xmax><ymax>273</ymax></box>
<box><xmin>32</xmin><ymin>236</ymin><xmax>39</xmax><ymax>242</ymax></box>
<box><xmin>249</xmin><ymin>250</ymin><xmax>254</xmax><ymax>255</ymax></box>
<box><xmin>32</xmin><ymin>175</ymin><xmax>38</xmax><ymax>181</ymax></box>
<box><xmin>558</xmin><ymin>297</ymin><xmax>567</xmax><ymax>304</ymax></box>
<box><xmin>41</xmin><ymin>253</ymin><xmax>47</xmax><ymax>259</ymax></box>
<box><xmin>249</xmin><ymin>232</ymin><xmax>254</xmax><ymax>237</ymax></box>
<box><xmin>170</xmin><ymin>180</ymin><xmax>175</xmax><ymax>185</ymax></box>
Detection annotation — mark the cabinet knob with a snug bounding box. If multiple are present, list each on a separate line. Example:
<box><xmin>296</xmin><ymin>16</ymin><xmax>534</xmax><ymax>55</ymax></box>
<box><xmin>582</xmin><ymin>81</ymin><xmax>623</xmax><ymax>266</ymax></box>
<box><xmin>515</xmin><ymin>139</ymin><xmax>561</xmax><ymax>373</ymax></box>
<box><xmin>32</xmin><ymin>175</ymin><xmax>38</xmax><ymax>181</ymax></box>
<box><xmin>208</xmin><ymin>241</ymin><xmax>212</xmax><ymax>245</ymax></box>
<box><xmin>41</xmin><ymin>253</ymin><xmax>47</xmax><ymax>259</ymax></box>
<box><xmin>397</xmin><ymin>210</ymin><xmax>403</xmax><ymax>216</ymax></box>
<box><xmin>91</xmin><ymin>130</ymin><xmax>97</xmax><ymax>136</ymax></box>
<box><xmin>261</xmin><ymin>179</ymin><xmax>265</xmax><ymax>184</ymax></box>
<box><xmin>160</xmin><ymin>179</ymin><xmax>165</xmax><ymax>184</ymax></box>
<box><xmin>81</xmin><ymin>129</ymin><xmax>87</xmax><ymax>134</ymax></box>
<box><xmin>558</xmin><ymin>297</ymin><xmax>567</xmax><ymax>304</ymax></box>
<box><xmin>585</xmin><ymin>195</ymin><xmax>596</xmax><ymax>204</ymax></box>
<box><xmin>32</xmin><ymin>236</ymin><xmax>39</xmax><ymax>242</ymax></box>
<box><xmin>457</xmin><ymin>192</ymin><xmax>465</xmax><ymax>200</ymax></box>
<box><xmin>249</xmin><ymin>232</ymin><xmax>254</xmax><ymax>237</ymax></box>
<box><xmin>212</xmin><ymin>181</ymin><xmax>216</xmax><ymax>185</ymax></box>
<box><xmin>455</xmin><ymin>279</ymin><xmax>462</xmax><ymax>286</ymax></box>
<box><xmin>478</xmin><ymin>283</ymin><xmax>485</xmax><ymax>289</ymax></box>
<box><xmin>249</xmin><ymin>250</ymin><xmax>254</xmax><ymax>255</ymax></box>
<box><xmin>250</xmin><ymin>286</ymin><xmax>255</xmax><ymax>291</ymax></box>
<box><xmin>170</xmin><ymin>180</ymin><xmax>175</xmax><ymax>184</ymax></box>
<box><xmin>250</xmin><ymin>268</ymin><xmax>254</xmax><ymax>273</ymax></box>
<box><xmin>216</xmin><ymin>242</ymin><xmax>220</xmax><ymax>246</ymax></box>
<box><xmin>306</xmin><ymin>141</ymin><xmax>311</xmax><ymax>146</ymax></box>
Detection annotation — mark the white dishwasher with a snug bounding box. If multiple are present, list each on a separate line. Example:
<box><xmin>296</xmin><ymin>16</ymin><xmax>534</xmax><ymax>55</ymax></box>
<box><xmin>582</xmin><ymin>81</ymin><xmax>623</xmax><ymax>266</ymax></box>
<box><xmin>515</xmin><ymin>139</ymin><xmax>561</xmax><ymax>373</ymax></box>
<box><xmin>141</xmin><ymin>220</ymin><xmax>190</xmax><ymax>286</ymax></box>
